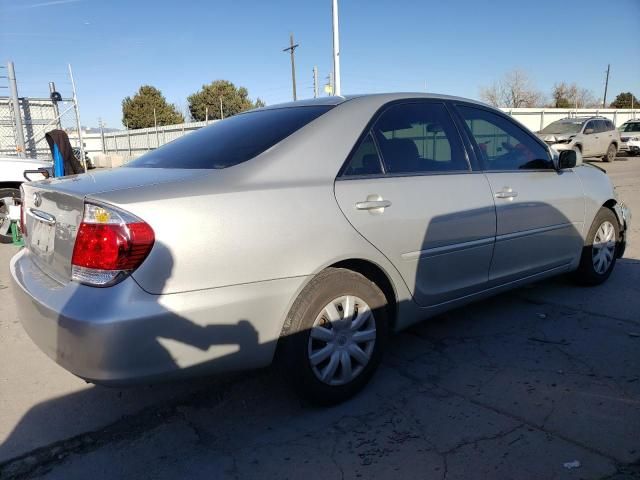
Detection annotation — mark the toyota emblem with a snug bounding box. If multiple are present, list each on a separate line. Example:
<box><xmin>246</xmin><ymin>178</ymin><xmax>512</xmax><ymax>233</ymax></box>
<box><xmin>33</xmin><ymin>192</ymin><xmax>42</xmax><ymax>207</ymax></box>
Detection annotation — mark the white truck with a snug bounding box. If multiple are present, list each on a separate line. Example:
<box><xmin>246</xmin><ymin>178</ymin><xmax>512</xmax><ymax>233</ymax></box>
<box><xmin>0</xmin><ymin>156</ymin><xmax>52</xmax><ymax>243</ymax></box>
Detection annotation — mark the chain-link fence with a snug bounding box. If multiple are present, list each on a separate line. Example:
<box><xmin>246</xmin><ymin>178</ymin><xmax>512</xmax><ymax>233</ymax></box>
<box><xmin>0</xmin><ymin>62</ymin><xmax>84</xmax><ymax>161</ymax></box>
<box><xmin>0</xmin><ymin>96</ymin><xmax>82</xmax><ymax>159</ymax></box>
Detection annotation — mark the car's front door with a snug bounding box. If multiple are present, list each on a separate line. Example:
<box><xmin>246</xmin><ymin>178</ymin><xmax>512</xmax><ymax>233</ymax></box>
<box><xmin>581</xmin><ymin>120</ymin><xmax>599</xmax><ymax>156</ymax></box>
<box><xmin>334</xmin><ymin>101</ymin><xmax>496</xmax><ymax>306</ymax></box>
<box><xmin>454</xmin><ymin>104</ymin><xmax>585</xmax><ymax>283</ymax></box>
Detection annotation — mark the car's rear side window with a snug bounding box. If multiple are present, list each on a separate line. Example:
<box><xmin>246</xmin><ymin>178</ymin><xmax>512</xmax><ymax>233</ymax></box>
<box><xmin>127</xmin><ymin>106</ymin><xmax>333</xmax><ymax>169</ymax></box>
<box><xmin>372</xmin><ymin>102</ymin><xmax>468</xmax><ymax>174</ymax></box>
<box><xmin>342</xmin><ymin>133</ymin><xmax>384</xmax><ymax>176</ymax></box>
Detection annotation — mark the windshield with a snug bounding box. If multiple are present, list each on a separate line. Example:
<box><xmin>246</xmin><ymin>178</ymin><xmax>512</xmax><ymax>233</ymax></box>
<box><xmin>540</xmin><ymin>121</ymin><xmax>583</xmax><ymax>135</ymax></box>
<box><xmin>619</xmin><ymin>122</ymin><xmax>640</xmax><ymax>133</ymax></box>
<box><xmin>127</xmin><ymin>105</ymin><xmax>333</xmax><ymax>169</ymax></box>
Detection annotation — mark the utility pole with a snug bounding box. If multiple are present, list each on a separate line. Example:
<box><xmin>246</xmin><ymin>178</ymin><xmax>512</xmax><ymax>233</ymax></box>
<box><xmin>7</xmin><ymin>61</ymin><xmax>26</xmax><ymax>157</ymax></box>
<box><xmin>603</xmin><ymin>64</ymin><xmax>610</xmax><ymax>108</ymax></box>
<box><xmin>313</xmin><ymin>66</ymin><xmax>319</xmax><ymax>98</ymax></box>
<box><xmin>282</xmin><ymin>33</ymin><xmax>299</xmax><ymax>101</ymax></box>
<box><xmin>331</xmin><ymin>0</ymin><xmax>341</xmax><ymax>96</ymax></box>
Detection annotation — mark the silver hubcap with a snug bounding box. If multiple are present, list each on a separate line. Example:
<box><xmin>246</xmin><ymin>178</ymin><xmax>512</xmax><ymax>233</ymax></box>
<box><xmin>307</xmin><ymin>295</ymin><xmax>376</xmax><ymax>386</ymax></box>
<box><xmin>592</xmin><ymin>220</ymin><xmax>616</xmax><ymax>274</ymax></box>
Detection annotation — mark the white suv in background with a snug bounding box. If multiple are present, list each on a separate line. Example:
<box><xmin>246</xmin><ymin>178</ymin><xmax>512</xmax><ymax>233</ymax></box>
<box><xmin>618</xmin><ymin>119</ymin><xmax>640</xmax><ymax>156</ymax></box>
<box><xmin>537</xmin><ymin>117</ymin><xmax>621</xmax><ymax>162</ymax></box>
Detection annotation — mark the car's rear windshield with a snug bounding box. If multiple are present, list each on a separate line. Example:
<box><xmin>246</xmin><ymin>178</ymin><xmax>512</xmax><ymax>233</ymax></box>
<box><xmin>126</xmin><ymin>105</ymin><xmax>333</xmax><ymax>169</ymax></box>
<box><xmin>540</xmin><ymin>121</ymin><xmax>583</xmax><ymax>135</ymax></box>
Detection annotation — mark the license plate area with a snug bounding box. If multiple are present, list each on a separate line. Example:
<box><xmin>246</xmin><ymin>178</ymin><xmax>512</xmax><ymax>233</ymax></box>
<box><xmin>28</xmin><ymin>210</ymin><xmax>56</xmax><ymax>258</ymax></box>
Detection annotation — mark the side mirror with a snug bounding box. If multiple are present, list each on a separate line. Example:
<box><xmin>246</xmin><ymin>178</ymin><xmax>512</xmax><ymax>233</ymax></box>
<box><xmin>558</xmin><ymin>149</ymin><xmax>579</xmax><ymax>169</ymax></box>
<box><xmin>584</xmin><ymin>128</ymin><xmax>594</xmax><ymax>135</ymax></box>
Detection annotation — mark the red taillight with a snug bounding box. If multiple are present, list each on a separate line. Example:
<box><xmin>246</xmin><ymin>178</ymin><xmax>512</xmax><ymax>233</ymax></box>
<box><xmin>71</xmin><ymin>202</ymin><xmax>154</xmax><ymax>286</ymax></box>
<box><xmin>71</xmin><ymin>222</ymin><xmax>154</xmax><ymax>270</ymax></box>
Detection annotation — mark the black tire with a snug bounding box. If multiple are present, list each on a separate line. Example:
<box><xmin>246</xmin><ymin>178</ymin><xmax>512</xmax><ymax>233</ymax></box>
<box><xmin>279</xmin><ymin>267</ymin><xmax>390</xmax><ymax>405</ymax></box>
<box><xmin>573</xmin><ymin>208</ymin><xmax>620</xmax><ymax>286</ymax></box>
<box><xmin>0</xmin><ymin>188</ymin><xmax>20</xmax><ymax>244</ymax></box>
<box><xmin>602</xmin><ymin>143</ymin><xmax>617</xmax><ymax>163</ymax></box>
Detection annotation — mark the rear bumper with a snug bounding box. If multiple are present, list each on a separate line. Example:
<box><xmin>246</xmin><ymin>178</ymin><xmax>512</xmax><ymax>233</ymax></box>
<box><xmin>10</xmin><ymin>249</ymin><xmax>306</xmax><ymax>385</ymax></box>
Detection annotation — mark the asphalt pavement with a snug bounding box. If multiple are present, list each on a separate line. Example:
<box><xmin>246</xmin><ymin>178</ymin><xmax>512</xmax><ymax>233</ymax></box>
<box><xmin>1</xmin><ymin>156</ymin><xmax>639</xmax><ymax>479</ymax></box>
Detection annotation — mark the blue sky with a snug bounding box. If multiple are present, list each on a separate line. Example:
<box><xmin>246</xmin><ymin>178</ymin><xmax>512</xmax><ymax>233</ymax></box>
<box><xmin>1</xmin><ymin>0</ymin><xmax>639</xmax><ymax>129</ymax></box>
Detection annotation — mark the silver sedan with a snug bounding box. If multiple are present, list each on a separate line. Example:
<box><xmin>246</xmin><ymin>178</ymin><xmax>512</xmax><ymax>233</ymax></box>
<box><xmin>11</xmin><ymin>94</ymin><xmax>630</xmax><ymax>404</ymax></box>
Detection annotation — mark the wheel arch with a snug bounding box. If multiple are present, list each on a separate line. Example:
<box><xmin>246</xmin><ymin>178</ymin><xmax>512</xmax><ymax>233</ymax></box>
<box><xmin>277</xmin><ymin>257</ymin><xmax>400</xmax><ymax>347</ymax></box>
<box><xmin>329</xmin><ymin>258</ymin><xmax>398</xmax><ymax>330</ymax></box>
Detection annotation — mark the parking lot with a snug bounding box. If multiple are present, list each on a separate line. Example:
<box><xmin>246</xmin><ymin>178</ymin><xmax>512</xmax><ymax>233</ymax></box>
<box><xmin>1</xmin><ymin>157</ymin><xmax>639</xmax><ymax>480</ymax></box>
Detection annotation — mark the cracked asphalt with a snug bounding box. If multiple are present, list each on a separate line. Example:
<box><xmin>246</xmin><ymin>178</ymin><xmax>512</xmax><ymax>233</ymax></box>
<box><xmin>1</xmin><ymin>157</ymin><xmax>639</xmax><ymax>479</ymax></box>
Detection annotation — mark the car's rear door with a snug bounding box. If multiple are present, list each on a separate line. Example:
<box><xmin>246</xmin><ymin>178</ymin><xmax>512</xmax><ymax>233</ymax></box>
<box><xmin>334</xmin><ymin>100</ymin><xmax>496</xmax><ymax>306</ymax></box>
<box><xmin>452</xmin><ymin>103</ymin><xmax>585</xmax><ymax>283</ymax></box>
<box><xmin>602</xmin><ymin>119</ymin><xmax>616</xmax><ymax>152</ymax></box>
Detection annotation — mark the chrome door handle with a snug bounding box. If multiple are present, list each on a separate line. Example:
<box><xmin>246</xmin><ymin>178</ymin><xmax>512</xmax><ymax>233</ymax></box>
<box><xmin>495</xmin><ymin>187</ymin><xmax>518</xmax><ymax>200</ymax></box>
<box><xmin>356</xmin><ymin>200</ymin><xmax>392</xmax><ymax>210</ymax></box>
<box><xmin>356</xmin><ymin>194</ymin><xmax>391</xmax><ymax>213</ymax></box>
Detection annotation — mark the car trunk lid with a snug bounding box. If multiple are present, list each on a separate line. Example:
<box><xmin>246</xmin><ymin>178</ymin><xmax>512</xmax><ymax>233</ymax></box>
<box><xmin>20</xmin><ymin>168</ymin><xmax>203</xmax><ymax>284</ymax></box>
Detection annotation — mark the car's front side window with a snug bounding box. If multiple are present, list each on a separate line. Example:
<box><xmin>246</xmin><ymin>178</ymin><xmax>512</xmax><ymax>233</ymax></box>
<box><xmin>370</xmin><ymin>102</ymin><xmax>468</xmax><ymax>175</ymax></box>
<box><xmin>457</xmin><ymin>105</ymin><xmax>552</xmax><ymax>171</ymax></box>
<box><xmin>584</xmin><ymin>121</ymin><xmax>596</xmax><ymax>134</ymax></box>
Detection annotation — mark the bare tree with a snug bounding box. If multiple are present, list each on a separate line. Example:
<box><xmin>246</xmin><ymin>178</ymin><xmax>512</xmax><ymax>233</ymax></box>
<box><xmin>480</xmin><ymin>69</ymin><xmax>543</xmax><ymax>108</ymax></box>
<box><xmin>551</xmin><ymin>82</ymin><xmax>597</xmax><ymax>108</ymax></box>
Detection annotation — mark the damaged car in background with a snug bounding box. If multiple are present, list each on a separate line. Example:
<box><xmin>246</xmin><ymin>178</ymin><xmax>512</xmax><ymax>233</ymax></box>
<box><xmin>538</xmin><ymin>117</ymin><xmax>620</xmax><ymax>162</ymax></box>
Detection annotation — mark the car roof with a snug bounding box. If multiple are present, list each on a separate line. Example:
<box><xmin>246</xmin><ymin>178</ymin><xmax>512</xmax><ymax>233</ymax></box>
<box><xmin>256</xmin><ymin>92</ymin><xmax>492</xmax><ymax>111</ymax></box>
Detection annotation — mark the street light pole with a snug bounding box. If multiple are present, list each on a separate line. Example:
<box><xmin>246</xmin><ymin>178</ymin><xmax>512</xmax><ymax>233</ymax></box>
<box><xmin>331</xmin><ymin>0</ymin><xmax>341</xmax><ymax>96</ymax></box>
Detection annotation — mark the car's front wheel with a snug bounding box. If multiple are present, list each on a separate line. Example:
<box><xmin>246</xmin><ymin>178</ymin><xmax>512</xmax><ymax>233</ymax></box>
<box><xmin>574</xmin><ymin>207</ymin><xmax>620</xmax><ymax>285</ymax></box>
<box><xmin>603</xmin><ymin>143</ymin><xmax>617</xmax><ymax>162</ymax></box>
<box><xmin>279</xmin><ymin>268</ymin><xmax>389</xmax><ymax>405</ymax></box>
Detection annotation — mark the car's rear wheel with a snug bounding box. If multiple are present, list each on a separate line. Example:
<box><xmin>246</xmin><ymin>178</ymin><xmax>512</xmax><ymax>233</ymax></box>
<box><xmin>0</xmin><ymin>188</ymin><xmax>20</xmax><ymax>244</ymax></box>
<box><xmin>603</xmin><ymin>143</ymin><xmax>617</xmax><ymax>162</ymax></box>
<box><xmin>279</xmin><ymin>268</ymin><xmax>389</xmax><ymax>405</ymax></box>
<box><xmin>573</xmin><ymin>207</ymin><xmax>619</xmax><ymax>285</ymax></box>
